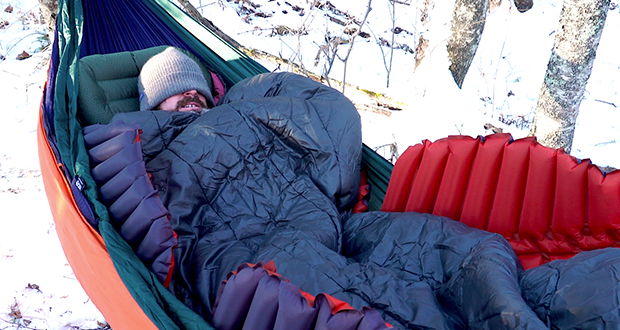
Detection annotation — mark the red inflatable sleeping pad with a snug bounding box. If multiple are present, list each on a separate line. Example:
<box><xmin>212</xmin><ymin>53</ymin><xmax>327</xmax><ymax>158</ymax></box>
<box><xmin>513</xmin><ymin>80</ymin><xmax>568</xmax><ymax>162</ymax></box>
<box><xmin>382</xmin><ymin>133</ymin><xmax>620</xmax><ymax>269</ymax></box>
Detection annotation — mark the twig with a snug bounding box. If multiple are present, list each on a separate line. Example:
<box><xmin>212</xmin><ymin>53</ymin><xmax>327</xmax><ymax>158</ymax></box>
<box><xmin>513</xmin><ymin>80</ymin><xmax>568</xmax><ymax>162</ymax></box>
<box><xmin>594</xmin><ymin>99</ymin><xmax>617</xmax><ymax>108</ymax></box>
<box><xmin>237</xmin><ymin>27</ymin><xmax>274</xmax><ymax>35</ymax></box>
<box><xmin>319</xmin><ymin>29</ymin><xmax>339</xmax><ymax>86</ymax></box>
<box><xmin>0</xmin><ymin>316</ymin><xmax>40</xmax><ymax>330</ymax></box>
<box><xmin>1</xmin><ymin>32</ymin><xmax>44</xmax><ymax>58</ymax></box>
<box><xmin>594</xmin><ymin>140</ymin><xmax>616</xmax><ymax>146</ymax></box>
<box><xmin>373</xmin><ymin>142</ymin><xmax>399</xmax><ymax>163</ymax></box>
<box><xmin>0</xmin><ymin>69</ymin><xmax>21</xmax><ymax>77</ymax></box>
<box><xmin>386</xmin><ymin>0</ymin><xmax>396</xmax><ymax>88</ymax></box>
<box><xmin>336</xmin><ymin>0</ymin><xmax>373</xmax><ymax>93</ymax></box>
<box><xmin>491</xmin><ymin>6</ymin><xmax>511</xmax><ymax>119</ymax></box>
<box><xmin>454</xmin><ymin>123</ymin><xmax>463</xmax><ymax>134</ymax></box>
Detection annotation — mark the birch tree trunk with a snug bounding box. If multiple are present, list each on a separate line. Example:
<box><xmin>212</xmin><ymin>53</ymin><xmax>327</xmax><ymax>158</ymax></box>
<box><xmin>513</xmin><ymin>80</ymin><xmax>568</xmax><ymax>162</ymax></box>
<box><xmin>530</xmin><ymin>0</ymin><xmax>610</xmax><ymax>153</ymax></box>
<box><xmin>446</xmin><ymin>0</ymin><xmax>488</xmax><ymax>88</ymax></box>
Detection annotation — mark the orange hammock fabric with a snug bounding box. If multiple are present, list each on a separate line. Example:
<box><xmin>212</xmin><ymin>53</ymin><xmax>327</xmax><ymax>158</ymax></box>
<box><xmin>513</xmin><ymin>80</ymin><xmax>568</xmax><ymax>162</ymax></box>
<box><xmin>37</xmin><ymin>113</ymin><xmax>157</xmax><ymax>329</ymax></box>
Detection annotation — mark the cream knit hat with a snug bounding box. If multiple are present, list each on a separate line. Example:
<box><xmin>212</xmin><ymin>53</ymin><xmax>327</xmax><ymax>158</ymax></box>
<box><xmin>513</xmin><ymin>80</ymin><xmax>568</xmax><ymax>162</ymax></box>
<box><xmin>138</xmin><ymin>47</ymin><xmax>214</xmax><ymax>111</ymax></box>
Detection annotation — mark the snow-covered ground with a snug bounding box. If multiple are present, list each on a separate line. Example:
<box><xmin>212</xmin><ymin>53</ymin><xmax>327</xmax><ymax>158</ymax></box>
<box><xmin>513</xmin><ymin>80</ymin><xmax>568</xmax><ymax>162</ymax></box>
<box><xmin>0</xmin><ymin>0</ymin><xmax>617</xmax><ymax>328</ymax></box>
<box><xmin>0</xmin><ymin>1</ymin><xmax>105</xmax><ymax>329</ymax></box>
<box><xmin>197</xmin><ymin>0</ymin><xmax>619</xmax><ymax>168</ymax></box>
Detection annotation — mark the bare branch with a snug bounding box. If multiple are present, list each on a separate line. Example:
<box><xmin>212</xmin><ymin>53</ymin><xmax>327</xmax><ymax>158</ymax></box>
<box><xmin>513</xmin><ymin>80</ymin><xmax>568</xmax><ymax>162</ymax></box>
<box><xmin>594</xmin><ymin>99</ymin><xmax>617</xmax><ymax>108</ymax></box>
<box><xmin>336</xmin><ymin>0</ymin><xmax>373</xmax><ymax>93</ymax></box>
<box><xmin>386</xmin><ymin>0</ymin><xmax>396</xmax><ymax>87</ymax></box>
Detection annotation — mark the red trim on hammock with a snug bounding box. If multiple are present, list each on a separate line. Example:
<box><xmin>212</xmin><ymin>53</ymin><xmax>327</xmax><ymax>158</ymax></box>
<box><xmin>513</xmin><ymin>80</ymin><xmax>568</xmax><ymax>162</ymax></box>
<box><xmin>134</xmin><ymin>128</ymin><xmax>143</xmax><ymax>143</ymax></box>
<box><xmin>322</xmin><ymin>294</ymin><xmax>355</xmax><ymax>313</ymax></box>
<box><xmin>299</xmin><ymin>291</ymin><xmax>315</xmax><ymax>306</ymax></box>
<box><xmin>224</xmin><ymin>262</ymin><xmax>378</xmax><ymax>315</ymax></box>
<box><xmin>163</xmin><ymin>230</ymin><xmax>178</xmax><ymax>288</ymax></box>
<box><xmin>353</xmin><ymin>170</ymin><xmax>370</xmax><ymax>213</ymax></box>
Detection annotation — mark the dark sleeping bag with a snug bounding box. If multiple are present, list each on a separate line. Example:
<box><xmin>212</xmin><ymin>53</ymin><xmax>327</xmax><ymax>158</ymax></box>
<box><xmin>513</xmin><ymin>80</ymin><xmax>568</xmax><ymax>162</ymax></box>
<box><xmin>83</xmin><ymin>72</ymin><xmax>620</xmax><ymax>329</ymax></box>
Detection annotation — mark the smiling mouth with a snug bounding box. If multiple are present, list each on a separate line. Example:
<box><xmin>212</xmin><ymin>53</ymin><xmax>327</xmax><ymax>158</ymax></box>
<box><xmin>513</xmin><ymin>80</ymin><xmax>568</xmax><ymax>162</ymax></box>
<box><xmin>178</xmin><ymin>102</ymin><xmax>202</xmax><ymax>111</ymax></box>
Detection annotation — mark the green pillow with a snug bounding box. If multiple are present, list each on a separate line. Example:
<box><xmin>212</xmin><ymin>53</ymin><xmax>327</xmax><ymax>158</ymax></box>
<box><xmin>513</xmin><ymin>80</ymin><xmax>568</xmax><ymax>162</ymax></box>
<box><xmin>78</xmin><ymin>46</ymin><xmax>214</xmax><ymax>125</ymax></box>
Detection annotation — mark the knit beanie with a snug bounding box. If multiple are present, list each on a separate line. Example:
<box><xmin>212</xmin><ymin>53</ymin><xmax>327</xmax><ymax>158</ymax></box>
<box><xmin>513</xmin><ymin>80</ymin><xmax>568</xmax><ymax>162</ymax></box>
<box><xmin>138</xmin><ymin>47</ymin><xmax>214</xmax><ymax>111</ymax></box>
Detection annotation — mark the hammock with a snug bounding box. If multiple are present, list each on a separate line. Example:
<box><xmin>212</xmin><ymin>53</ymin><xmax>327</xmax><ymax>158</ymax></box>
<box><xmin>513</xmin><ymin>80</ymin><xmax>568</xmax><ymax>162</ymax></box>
<box><xmin>39</xmin><ymin>0</ymin><xmax>391</xmax><ymax>328</ymax></box>
<box><xmin>37</xmin><ymin>0</ymin><xmax>620</xmax><ymax>328</ymax></box>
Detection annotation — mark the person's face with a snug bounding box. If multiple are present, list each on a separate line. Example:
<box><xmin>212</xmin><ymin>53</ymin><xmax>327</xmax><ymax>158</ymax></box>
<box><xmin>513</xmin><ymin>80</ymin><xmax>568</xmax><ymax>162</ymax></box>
<box><xmin>157</xmin><ymin>90</ymin><xmax>209</xmax><ymax>112</ymax></box>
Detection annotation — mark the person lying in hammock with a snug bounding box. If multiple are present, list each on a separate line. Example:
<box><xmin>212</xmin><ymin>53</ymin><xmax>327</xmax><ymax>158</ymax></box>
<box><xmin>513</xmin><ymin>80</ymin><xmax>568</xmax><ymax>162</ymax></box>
<box><xmin>83</xmin><ymin>47</ymin><xmax>620</xmax><ymax>330</ymax></box>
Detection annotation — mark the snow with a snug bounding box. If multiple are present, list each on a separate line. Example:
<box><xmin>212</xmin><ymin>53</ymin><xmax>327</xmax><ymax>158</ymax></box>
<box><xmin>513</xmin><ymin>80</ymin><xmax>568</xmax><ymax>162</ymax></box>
<box><xmin>0</xmin><ymin>1</ymin><xmax>104</xmax><ymax>329</ymax></box>
<box><xmin>197</xmin><ymin>0</ymin><xmax>619</xmax><ymax>168</ymax></box>
<box><xmin>0</xmin><ymin>0</ymin><xmax>617</xmax><ymax>328</ymax></box>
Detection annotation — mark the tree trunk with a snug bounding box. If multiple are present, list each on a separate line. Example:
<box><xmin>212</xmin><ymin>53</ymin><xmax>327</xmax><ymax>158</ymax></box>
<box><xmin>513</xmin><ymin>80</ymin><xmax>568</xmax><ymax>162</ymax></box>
<box><xmin>530</xmin><ymin>0</ymin><xmax>610</xmax><ymax>153</ymax></box>
<box><xmin>446</xmin><ymin>0</ymin><xmax>488</xmax><ymax>88</ymax></box>
<box><xmin>513</xmin><ymin>0</ymin><xmax>533</xmax><ymax>13</ymax></box>
<box><xmin>38</xmin><ymin>0</ymin><xmax>58</xmax><ymax>31</ymax></box>
<box><xmin>175</xmin><ymin>0</ymin><xmax>243</xmax><ymax>49</ymax></box>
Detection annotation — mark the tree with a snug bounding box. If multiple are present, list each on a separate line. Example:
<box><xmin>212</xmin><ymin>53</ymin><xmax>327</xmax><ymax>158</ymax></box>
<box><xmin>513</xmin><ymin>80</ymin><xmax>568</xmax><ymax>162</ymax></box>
<box><xmin>446</xmin><ymin>0</ymin><xmax>488</xmax><ymax>88</ymax></box>
<box><xmin>176</xmin><ymin>0</ymin><xmax>243</xmax><ymax>49</ymax></box>
<box><xmin>513</xmin><ymin>0</ymin><xmax>533</xmax><ymax>12</ymax></box>
<box><xmin>38</xmin><ymin>0</ymin><xmax>57</xmax><ymax>31</ymax></box>
<box><xmin>530</xmin><ymin>0</ymin><xmax>610</xmax><ymax>153</ymax></box>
